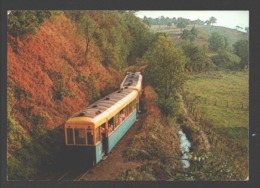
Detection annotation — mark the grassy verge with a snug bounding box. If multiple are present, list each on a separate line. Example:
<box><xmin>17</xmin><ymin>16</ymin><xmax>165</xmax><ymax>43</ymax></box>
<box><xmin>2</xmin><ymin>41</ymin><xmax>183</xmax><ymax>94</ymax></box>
<box><xmin>182</xmin><ymin>70</ymin><xmax>249</xmax><ymax>179</ymax></box>
<box><xmin>184</xmin><ymin>70</ymin><xmax>248</xmax><ymax>139</ymax></box>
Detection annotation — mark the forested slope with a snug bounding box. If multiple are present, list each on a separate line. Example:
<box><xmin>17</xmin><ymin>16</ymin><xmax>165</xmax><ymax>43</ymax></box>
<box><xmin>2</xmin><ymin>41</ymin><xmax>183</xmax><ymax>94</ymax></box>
<box><xmin>7</xmin><ymin>11</ymin><xmax>154</xmax><ymax>179</ymax></box>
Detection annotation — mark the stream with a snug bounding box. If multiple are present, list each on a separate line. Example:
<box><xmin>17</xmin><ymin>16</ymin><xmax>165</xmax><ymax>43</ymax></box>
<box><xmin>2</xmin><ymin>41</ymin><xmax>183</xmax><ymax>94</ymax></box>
<box><xmin>178</xmin><ymin>129</ymin><xmax>191</xmax><ymax>168</ymax></box>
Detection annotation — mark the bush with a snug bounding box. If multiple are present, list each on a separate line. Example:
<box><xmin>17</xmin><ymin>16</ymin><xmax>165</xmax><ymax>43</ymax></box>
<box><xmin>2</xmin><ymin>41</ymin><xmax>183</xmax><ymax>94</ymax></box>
<box><xmin>8</xmin><ymin>11</ymin><xmax>51</xmax><ymax>39</ymax></box>
<box><xmin>8</xmin><ymin>156</ymin><xmax>37</xmax><ymax>180</ymax></box>
<box><xmin>53</xmin><ymin>81</ymin><xmax>74</xmax><ymax>100</ymax></box>
<box><xmin>31</xmin><ymin>112</ymin><xmax>50</xmax><ymax>139</ymax></box>
<box><xmin>158</xmin><ymin>96</ymin><xmax>181</xmax><ymax>117</ymax></box>
<box><xmin>7</xmin><ymin>100</ymin><xmax>29</xmax><ymax>154</ymax></box>
<box><xmin>76</xmin><ymin>73</ymin><xmax>87</xmax><ymax>83</ymax></box>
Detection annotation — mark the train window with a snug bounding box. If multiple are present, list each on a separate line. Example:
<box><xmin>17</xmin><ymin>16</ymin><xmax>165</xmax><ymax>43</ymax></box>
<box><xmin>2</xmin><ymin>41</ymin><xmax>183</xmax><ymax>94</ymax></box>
<box><xmin>130</xmin><ymin>100</ymin><xmax>135</xmax><ymax>112</ymax></box>
<box><xmin>130</xmin><ymin>101</ymin><xmax>133</xmax><ymax>112</ymax></box>
<box><xmin>114</xmin><ymin>113</ymin><xmax>119</xmax><ymax>128</ymax></box>
<box><xmin>66</xmin><ymin>128</ymin><xmax>74</xmax><ymax>145</ymax></box>
<box><xmin>119</xmin><ymin>109</ymin><xmax>126</xmax><ymax>123</ymax></box>
<box><xmin>134</xmin><ymin>99</ymin><xmax>137</xmax><ymax>110</ymax></box>
<box><xmin>125</xmin><ymin>105</ymin><xmax>129</xmax><ymax>116</ymax></box>
<box><xmin>87</xmin><ymin>128</ymin><xmax>94</xmax><ymax>145</ymax></box>
<box><xmin>96</xmin><ymin>127</ymin><xmax>101</xmax><ymax>143</ymax></box>
<box><xmin>75</xmin><ymin>128</ymin><xmax>86</xmax><ymax>145</ymax></box>
<box><xmin>108</xmin><ymin>118</ymin><xmax>114</xmax><ymax>133</ymax></box>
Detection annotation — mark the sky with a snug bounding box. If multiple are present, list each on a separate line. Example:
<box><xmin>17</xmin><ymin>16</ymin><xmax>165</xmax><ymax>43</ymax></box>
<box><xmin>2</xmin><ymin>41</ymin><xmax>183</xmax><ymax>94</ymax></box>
<box><xmin>135</xmin><ymin>11</ymin><xmax>249</xmax><ymax>32</ymax></box>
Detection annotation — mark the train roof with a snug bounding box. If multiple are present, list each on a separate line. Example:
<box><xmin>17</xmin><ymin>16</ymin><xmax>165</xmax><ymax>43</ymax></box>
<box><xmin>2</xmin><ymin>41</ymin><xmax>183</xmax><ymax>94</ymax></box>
<box><xmin>120</xmin><ymin>72</ymin><xmax>142</xmax><ymax>91</ymax></box>
<box><xmin>65</xmin><ymin>88</ymin><xmax>138</xmax><ymax>127</ymax></box>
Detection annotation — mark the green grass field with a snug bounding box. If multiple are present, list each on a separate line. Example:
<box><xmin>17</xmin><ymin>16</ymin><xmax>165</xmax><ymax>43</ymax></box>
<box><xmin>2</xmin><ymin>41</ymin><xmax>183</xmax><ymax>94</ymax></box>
<box><xmin>184</xmin><ymin>71</ymin><xmax>249</xmax><ymax>142</ymax></box>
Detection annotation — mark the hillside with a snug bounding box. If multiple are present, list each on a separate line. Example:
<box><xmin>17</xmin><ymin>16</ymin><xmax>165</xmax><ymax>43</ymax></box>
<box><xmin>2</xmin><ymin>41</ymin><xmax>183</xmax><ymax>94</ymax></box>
<box><xmin>7</xmin><ymin>13</ymin><xmax>123</xmax><ymax>152</ymax></box>
<box><xmin>150</xmin><ymin>24</ymin><xmax>248</xmax><ymax>48</ymax></box>
<box><xmin>7</xmin><ymin>13</ymin><xmax>126</xmax><ymax>179</ymax></box>
<box><xmin>7</xmin><ymin>10</ymin><xmax>156</xmax><ymax>180</ymax></box>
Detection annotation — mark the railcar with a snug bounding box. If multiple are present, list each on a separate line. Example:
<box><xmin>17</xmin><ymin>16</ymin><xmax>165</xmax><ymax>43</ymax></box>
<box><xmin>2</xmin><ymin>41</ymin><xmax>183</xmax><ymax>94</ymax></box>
<box><xmin>120</xmin><ymin>72</ymin><xmax>142</xmax><ymax>95</ymax></box>
<box><xmin>120</xmin><ymin>72</ymin><xmax>143</xmax><ymax>112</ymax></box>
<box><xmin>64</xmin><ymin>88</ymin><xmax>139</xmax><ymax>167</ymax></box>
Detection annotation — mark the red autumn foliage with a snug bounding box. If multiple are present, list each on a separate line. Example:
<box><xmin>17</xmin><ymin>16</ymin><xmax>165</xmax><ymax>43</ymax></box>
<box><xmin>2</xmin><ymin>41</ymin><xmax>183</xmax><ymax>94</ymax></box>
<box><xmin>7</xmin><ymin>14</ymin><xmax>123</xmax><ymax>135</ymax></box>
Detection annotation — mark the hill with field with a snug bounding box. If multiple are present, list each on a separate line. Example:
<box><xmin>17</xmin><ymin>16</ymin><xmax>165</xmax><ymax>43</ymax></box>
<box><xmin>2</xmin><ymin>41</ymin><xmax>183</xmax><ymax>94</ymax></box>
<box><xmin>150</xmin><ymin>24</ymin><xmax>248</xmax><ymax>49</ymax></box>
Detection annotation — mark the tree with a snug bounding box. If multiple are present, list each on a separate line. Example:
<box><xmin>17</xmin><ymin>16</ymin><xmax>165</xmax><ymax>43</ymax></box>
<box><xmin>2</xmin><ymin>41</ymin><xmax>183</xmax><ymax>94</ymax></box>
<box><xmin>181</xmin><ymin>27</ymin><xmax>198</xmax><ymax>42</ymax></box>
<box><xmin>205</xmin><ymin>20</ymin><xmax>211</xmax><ymax>26</ymax></box>
<box><xmin>122</xmin><ymin>11</ymin><xmax>156</xmax><ymax>66</ymax></box>
<box><xmin>191</xmin><ymin>26</ymin><xmax>198</xmax><ymax>37</ymax></box>
<box><xmin>245</xmin><ymin>27</ymin><xmax>249</xmax><ymax>33</ymax></box>
<box><xmin>192</xmin><ymin>19</ymin><xmax>205</xmax><ymax>26</ymax></box>
<box><xmin>143</xmin><ymin>16</ymin><xmax>151</xmax><ymax>27</ymax></box>
<box><xmin>144</xmin><ymin>34</ymin><xmax>187</xmax><ymax>100</ymax></box>
<box><xmin>181</xmin><ymin>29</ymin><xmax>191</xmax><ymax>41</ymax></box>
<box><xmin>167</xmin><ymin>22</ymin><xmax>172</xmax><ymax>27</ymax></box>
<box><xmin>233</xmin><ymin>40</ymin><xmax>249</xmax><ymax>69</ymax></box>
<box><xmin>176</xmin><ymin>18</ymin><xmax>190</xmax><ymax>31</ymax></box>
<box><xmin>65</xmin><ymin>11</ymin><xmax>97</xmax><ymax>57</ymax></box>
<box><xmin>208</xmin><ymin>16</ymin><xmax>217</xmax><ymax>26</ymax></box>
<box><xmin>182</xmin><ymin>42</ymin><xmax>215</xmax><ymax>72</ymax></box>
<box><xmin>211</xmin><ymin>50</ymin><xmax>241</xmax><ymax>70</ymax></box>
<box><xmin>172</xmin><ymin>17</ymin><xmax>177</xmax><ymax>25</ymax></box>
<box><xmin>208</xmin><ymin>32</ymin><xmax>228</xmax><ymax>51</ymax></box>
<box><xmin>65</xmin><ymin>10</ymin><xmax>155</xmax><ymax>69</ymax></box>
<box><xmin>236</xmin><ymin>25</ymin><xmax>243</xmax><ymax>30</ymax></box>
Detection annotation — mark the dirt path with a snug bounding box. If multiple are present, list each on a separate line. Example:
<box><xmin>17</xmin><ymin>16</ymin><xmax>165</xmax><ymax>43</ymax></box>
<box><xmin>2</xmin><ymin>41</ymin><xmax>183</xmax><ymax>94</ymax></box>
<box><xmin>81</xmin><ymin>114</ymin><xmax>143</xmax><ymax>181</ymax></box>
<box><xmin>180</xmin><ymin>96</ymin><xmax>210</xmax><ymax>151</ymax></box>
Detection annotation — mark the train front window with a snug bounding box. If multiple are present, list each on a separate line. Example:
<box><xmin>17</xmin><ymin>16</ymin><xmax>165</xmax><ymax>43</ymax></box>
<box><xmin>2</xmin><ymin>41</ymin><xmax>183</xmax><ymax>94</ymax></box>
<box><xmin>87</xmin><ymin>128</ymin><xmax>94</xmax><ymax>145</ymax></box>
<box><xmin>67</xmin><ymin>128</ymin><xmax>74</xmax><ymax>145</ymax></box>
<box><xmin>75</xmin><ymin>128</ymin><xmax>86</xmax><ymax>145</ymax></box>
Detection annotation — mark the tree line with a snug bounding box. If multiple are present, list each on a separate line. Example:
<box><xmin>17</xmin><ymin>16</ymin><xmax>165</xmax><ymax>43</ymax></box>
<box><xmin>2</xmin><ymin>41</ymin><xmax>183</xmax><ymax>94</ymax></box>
<box><xmin>208</xmin><ymin>32</ymin><xmax>249</xmax><ymax>70</ymax></box>
<box><xmin>142</xmin><ymin>16</ymin><xmax>216</xmax><ymax>29</ymax></box>
<box><xmin>180</xmin><ymin>26</ymin><xmax>248</xmax><ymax>70</ymax></box>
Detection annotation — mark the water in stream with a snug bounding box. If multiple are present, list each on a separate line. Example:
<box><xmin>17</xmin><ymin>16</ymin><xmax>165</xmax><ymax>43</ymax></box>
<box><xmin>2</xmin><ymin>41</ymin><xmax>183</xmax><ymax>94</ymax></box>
<box><xmin>178</xmin><ymin>129</ymin><xmax>191</xmax><ymax>168</ymax></box>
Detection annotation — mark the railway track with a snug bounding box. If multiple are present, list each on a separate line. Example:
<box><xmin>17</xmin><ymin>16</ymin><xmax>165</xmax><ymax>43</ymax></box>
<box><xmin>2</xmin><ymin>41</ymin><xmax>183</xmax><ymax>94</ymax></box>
<box><xmin>58</xmin><ymin>169</ymin><xmax>90</xmax><ymax>181</ymax></box>
<box><xmin>57</xmin><ymin>155</ymin><xmax>108</xmax><ymax>181</ymax></box>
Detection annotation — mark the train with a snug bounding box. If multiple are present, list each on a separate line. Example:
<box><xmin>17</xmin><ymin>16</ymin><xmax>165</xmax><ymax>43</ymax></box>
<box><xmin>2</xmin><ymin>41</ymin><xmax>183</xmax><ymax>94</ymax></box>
<box><xmin>64</xmin><ymin>72</ymin><xmax>142</xmax><ymax>167</ymax></box>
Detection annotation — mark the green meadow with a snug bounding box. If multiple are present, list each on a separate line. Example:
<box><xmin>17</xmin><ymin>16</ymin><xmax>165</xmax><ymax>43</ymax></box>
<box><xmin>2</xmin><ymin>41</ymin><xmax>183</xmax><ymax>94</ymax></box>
<box><xmin>184</xmin><ymin>71</ymin><xmax>249</xmax><ymax>142</ymax></box>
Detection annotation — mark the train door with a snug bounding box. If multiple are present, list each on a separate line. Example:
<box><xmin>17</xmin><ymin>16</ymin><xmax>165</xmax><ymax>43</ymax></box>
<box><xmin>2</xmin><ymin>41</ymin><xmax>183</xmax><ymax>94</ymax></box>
<box><xmin>101</xmin><ymin>124</ymin><xmax>108</xmax><ymax>155</ymax></box>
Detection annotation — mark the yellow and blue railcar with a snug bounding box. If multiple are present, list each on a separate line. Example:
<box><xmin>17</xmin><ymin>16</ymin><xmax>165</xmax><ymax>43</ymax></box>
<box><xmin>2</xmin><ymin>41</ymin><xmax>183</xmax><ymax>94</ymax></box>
<box><xmin>120</xmin><ymin>72</ymin><xmax>143</xmax><ymax>95</ymax></box>
<box><xmin>120</xmin><ymin>72</ymin><xmax>143</xmax><ymax>112</ymax></box>
<box><xmin>65</xmin><ymin>88</ymin><xmax>139</xmax><ymax>166</ymax></box>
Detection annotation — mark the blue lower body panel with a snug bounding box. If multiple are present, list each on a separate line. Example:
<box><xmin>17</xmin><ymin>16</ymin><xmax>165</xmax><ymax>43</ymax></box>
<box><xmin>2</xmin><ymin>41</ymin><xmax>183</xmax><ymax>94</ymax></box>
<box><xmin>95</xmin><ymin>142</ymin><xmax>104</xmax><ymax>164</ymax></box>
<box><xmin>107</xmin><ymin>110</ymin><xmax>137</xmax><ymax>153</ymax></box>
